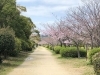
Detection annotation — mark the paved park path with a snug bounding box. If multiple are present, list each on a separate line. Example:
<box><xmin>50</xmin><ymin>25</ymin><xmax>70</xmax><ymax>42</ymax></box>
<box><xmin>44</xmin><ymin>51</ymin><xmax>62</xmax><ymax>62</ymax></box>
<box><xmin>7</xmin><ymin>46</ymin><xmax>78</xmax><ymax>75</ymax></box>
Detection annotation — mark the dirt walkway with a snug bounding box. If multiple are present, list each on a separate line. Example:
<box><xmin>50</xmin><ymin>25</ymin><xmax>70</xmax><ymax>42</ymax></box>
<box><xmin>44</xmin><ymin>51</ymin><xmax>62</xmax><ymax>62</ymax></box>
<box><xmin>7</xmin><ymin>47</ymin><xmax>76</xmax><ymax>75</ymax></box>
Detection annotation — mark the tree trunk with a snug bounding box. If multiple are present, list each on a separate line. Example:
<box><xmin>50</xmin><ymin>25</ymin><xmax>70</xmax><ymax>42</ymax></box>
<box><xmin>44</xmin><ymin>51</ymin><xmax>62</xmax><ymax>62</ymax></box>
<box><xmin>4</xmin><ymin>50</ymin><xmax>8</xmax><ymax>59</ymax></box>
<box><xmin>85</xmin><ymin>44</ymin><xmax>88</xmax><ymax>61</ymax></box>
<box><xmin>59</xmin><ymin>39</ymin><xmax>63</xmax><ymax>47</ymax></box>
<box><xmin>76</xmin><ymin>45</ymin><xmax>80</xmax><ymax>58</ymax></box>
<box><xmin>64</xmin><ymin>43</ymin><xmax>66</xmax><ymax>47</ymax></box>
<box><xmin>90</xmin><ymin>36</ymin><xmax>93</xmax><ymax>49</ymax></box>
<box><xmin>60</xmin><ymin>42</ymin><xmax>63</xmax><ymax>47</ymax></box>
<box><xmin>0</xmin><ymin>53</ymin><xmax>2</xmax><ymax>64</ymax></box>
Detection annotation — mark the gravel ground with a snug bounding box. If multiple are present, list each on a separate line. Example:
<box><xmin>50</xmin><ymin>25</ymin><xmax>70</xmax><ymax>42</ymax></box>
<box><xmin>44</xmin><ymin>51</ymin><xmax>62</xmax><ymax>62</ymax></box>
<box><xmin>7</xmin><ymin>46</ymin><xmax>81</xmax><ymax>75</ymax></box>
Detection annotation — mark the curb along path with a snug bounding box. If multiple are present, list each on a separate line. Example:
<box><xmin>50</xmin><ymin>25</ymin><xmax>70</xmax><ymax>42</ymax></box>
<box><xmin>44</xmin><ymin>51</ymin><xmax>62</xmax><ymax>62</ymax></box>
<box><xmin>8</xmin><ymin>46</ymin><xmax>69</xmax><ymax>75</ymax></box>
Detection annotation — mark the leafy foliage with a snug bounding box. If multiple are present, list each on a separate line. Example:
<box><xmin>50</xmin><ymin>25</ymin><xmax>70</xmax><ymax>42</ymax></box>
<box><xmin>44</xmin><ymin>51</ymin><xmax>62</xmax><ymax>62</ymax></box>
<box><xmin>0</xmin><ymin>27</ymin><xmax>15</xmax><ymax>58</ymax></box>
<box><xmin>0</xmin><ymin>0</ymin><xmax>20</xmax><ymax>27</ymax></box>
<box><xmin>0</xmin><ymin>0</ymin><xmax>35</xmax><ymax>42</ymax></box>
<box><xmin>49</xmin><ymin>46</ymin><xmax>54</xmax><ymax>50</ymax></box>
<box><xmin>21</xmin><ymin>40</ymin><xmax>32</xmax><ymax>51</ymax></box>
<box><xmin>54</xmin><ymin>46</ymin><xmax>62</xmax><ymax>54</ymax></box>
<box><xmin>0</xmin><ymin>0</ymin><xmax>38</xmax><ymax>63</ymax></box>
<box><xmin>92</xmin><ymin>52</ymin><xmax>100</xmax><ymax>75</ymax></box>
<box><xmin>9</xmin><ymin>38</ymin><xmax>22</xmax><ymax>57</ymax></box>
<box><xmin>60</xmin><ymin>47</ymin><xmax>86</xmax><ymax>58</ymax></box>
<box><xmin>89</xmin><ymin>48</ymin><xmax>100</xmax><ymax>64</ymax></box>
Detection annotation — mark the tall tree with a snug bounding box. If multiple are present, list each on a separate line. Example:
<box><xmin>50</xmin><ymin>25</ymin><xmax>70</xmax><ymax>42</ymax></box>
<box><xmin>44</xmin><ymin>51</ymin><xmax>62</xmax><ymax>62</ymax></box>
<box><xmin>0</xmin><ymin>0</ymin><xmax>37</xmax><ymax>52</ymax></box>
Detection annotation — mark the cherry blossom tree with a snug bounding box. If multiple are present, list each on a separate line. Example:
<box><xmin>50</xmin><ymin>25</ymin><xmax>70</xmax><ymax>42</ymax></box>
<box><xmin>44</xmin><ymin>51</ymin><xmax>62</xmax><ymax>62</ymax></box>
<box><xmin>39</xmin><ymin>0</ymin><xmax>100</xmax><ymax>58</ymax></box>
<box><xmin>64</xmin><ymin>0</ymin><xmax>100</xmax><ymax>49</ymax></box>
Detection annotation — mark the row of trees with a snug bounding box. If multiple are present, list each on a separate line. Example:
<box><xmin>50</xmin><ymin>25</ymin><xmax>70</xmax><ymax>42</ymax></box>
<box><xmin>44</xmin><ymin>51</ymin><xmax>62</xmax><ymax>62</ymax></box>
<box><xmin>40</xmin><ymin>0</ymin><xmax>100</xmax><ymax>58</ymax></box>
<box><xmin>0</xmin><ymin>0</ymin><xmax>40</xmax><ymax>63</ymax></box>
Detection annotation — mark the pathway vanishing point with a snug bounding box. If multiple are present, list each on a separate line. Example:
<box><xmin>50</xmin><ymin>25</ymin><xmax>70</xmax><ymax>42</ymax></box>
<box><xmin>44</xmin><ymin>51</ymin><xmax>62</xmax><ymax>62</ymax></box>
<box><xmin>7</xmin><ymin>46</ymin><xmax>78</xmax><ymax>75</ymax></box>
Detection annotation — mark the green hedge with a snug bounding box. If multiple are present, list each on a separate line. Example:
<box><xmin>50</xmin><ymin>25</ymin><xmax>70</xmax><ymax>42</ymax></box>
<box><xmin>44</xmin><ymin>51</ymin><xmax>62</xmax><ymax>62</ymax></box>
<box><xmin>54</xmin><ymin>46</ymin><xmax>62</xmax><ymax>54</ymax></box>
<box><xmin>60</xmin><ymin>47</ymin><xmax>86</xmax><ymax>58</ymax></box>
<box><xmin>89</xmin><ymin>48</ymin><xmax>100</xmax><ymax>64</ymax></box>
<box><xmin>45</xmin><ymin>45</ymin><xmax>54</xmax><ymax>50</ymax></box>
<box><xmin>92</xmin><ymin>52</ymin><xmax>100</xmax><ymax>75</ymax></box>
<box><xmin>49</xmin><ymin>46</ymin><xmax>53</xmax><ymax>50</ymax></box>
<box><xmin>46</xmin><ymin>45</ymin><xmax>49</xmax><ymax>48</ymax></box>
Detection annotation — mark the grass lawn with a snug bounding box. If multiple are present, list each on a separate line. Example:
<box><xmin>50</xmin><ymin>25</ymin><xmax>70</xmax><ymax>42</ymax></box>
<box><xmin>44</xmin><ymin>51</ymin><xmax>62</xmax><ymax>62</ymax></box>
<box><xmin>51</xmin><ymin>51</ymin><xmax>96</xmax><ymax>75</ymax></box>
<box><xmin>0</xmin><ymin>51</ymin><xmax>32</xmax><ymax>75</ymax></box>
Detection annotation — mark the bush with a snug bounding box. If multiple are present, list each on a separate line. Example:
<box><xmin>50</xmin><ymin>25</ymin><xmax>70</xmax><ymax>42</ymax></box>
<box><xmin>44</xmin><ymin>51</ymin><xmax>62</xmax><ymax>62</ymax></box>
<box><xmin>46</xmin><ymin>45</ymin><xmax>49</xmax><ymax>48</ymax></box>
<box><xmin>15</xmin><ymin>38</ymin><xmax>22</xmax><ymax>51</ymax></box>
<box><xmin>54</xmin><ymin>46</ymin><xmax>62</xmax><ymax>54</ymax></box>
<box><xmin>31</xmin><ymin>42</ymin><xmax>36</xmax><ymax>49</ymax></box>
<box><xmin>92</xmin><ymin>52</ymin><xmax>100</xmax><ymax>75</ymax></box>
<box><xmin>0</xmin><ymin>57</ymin><xmax>2</xmax><ymax>64</ymax></box>
<box><xmin>60</xmin><ymin>47</ymin><xmax>86</xmax><ymax>58</ymax></box>
<box><xmin>9</xmin><ymin>38</ymin><xmax>21</xmax><ymax>57</ymax></box>
<box><xmin>8</xmin><ymin>50</ymin><xmax>19</xmax><ymax>57</ymax></box>
<box><xmin>0</xmin><ymin>27</ymin><xmax>15</xmax><ymax>59</ymax></box>
<box><xmin>49</xmin><ymin>46</ymin><xmax>54</xmax><ymax>50</ymax></box>
<box><xmin>27</xmin><ymin>40</ymin><xmax>33</xmax><ymax>51</ymax></box>
<box><xmin>89</xmin><ymin>48</ymin><xmax>100</xmax><ymax>64</ymax></box>
<box><xmin>21</xmin><ymin>40</ymin><xmax>32</xmax><ymax>51</ymax></box>
<box><xmin>44</xmin><ymin>45</ymin><xmax>49</xmax><ymax>48</ymax></box>
<box><xmin>21</xmin><ymin>40</ymin><xmax>28</xmax><ymax>51</ymax></box>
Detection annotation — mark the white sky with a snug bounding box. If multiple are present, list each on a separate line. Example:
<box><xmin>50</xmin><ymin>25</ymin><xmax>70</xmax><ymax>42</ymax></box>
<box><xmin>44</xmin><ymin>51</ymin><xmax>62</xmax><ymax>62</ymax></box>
<box><xmin>16</xmin><ymin>0</ymin><xmax>82</xmax><ymax>29</ymax></box>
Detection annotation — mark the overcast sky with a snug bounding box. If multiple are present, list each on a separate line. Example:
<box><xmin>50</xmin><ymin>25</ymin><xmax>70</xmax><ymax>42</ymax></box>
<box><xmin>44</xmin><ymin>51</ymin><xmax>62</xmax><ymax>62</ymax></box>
<box><xmin>16</xmin><ymin>0</ymin><xmax>82</xmax><ymax>29</ymax></box>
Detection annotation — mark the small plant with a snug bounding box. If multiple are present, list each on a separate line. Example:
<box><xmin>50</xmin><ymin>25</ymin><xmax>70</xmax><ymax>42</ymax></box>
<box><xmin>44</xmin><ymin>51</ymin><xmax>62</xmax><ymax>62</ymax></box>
<box><xmin>89</xmin><ymin>48</ymin><xmax>100</xmax><ymax>64</ymax></box>
<box><xmin>92</xmin><ymin>52</ymin><xmax>100</xmax><ymax>75</ymax></box>
<box><xmin>46</xmin><ymin>45</ymin><xmax>49</xmax><ymax>48</ymax></box>
<box><xmin>54</xmin><ymin>46</ymin><xmax>62</xmax><ymax>54</ymax></box>
<box><xmin>49</xmin><ymin>46</ymin><xmax>53</xmax><ymax>50</ymax></box>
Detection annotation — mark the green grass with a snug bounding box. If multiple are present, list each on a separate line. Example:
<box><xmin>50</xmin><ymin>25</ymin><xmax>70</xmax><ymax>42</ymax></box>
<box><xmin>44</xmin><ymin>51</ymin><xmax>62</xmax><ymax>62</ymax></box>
<box><xmin>53</xmin><ymin>54</ymin><xmax>96</xmax><ymax>75</ymax></box>
<box><xmin>44</xmin><ymin>47</ymin><xmax>96</xmax><ymax>75</ymax></box>
<box><xmin>0</xmin><ymin>51</ymin><xmax>32</xmax><ymax>75</ymax></box>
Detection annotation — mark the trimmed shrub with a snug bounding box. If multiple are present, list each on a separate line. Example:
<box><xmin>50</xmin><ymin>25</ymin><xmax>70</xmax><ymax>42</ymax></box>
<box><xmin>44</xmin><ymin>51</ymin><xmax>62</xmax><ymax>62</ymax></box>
<box><xmin>92</xmin><ymin>52</ymin><xmax>100</xmax><ymax>75</ymax></box>
<box><xmin>60</xmin><ymin>47</ymin><xmax>86</xmax><ymax>57</ymax></box>
<box><xmin>49</xmin><ymin>46</ymin><xmax>54</xmax><ymax>50</ymax></box>
<box><xmin>89</xmin><ymin>48</ymin><xmax>100</xmax><ymax>64</ymax></box>
<box><xmin>60</xmin><ymin>47</ymin><xmax>67</xmax><ymax>57</ymax></box>
<box><xmin>54</xmin><ymin>46</ymin><xmax>62</xmax><ymax>54</ymax></box>
<box><xmin>45</xmin><ymin>45</ymin><xmax>52</xmax><ymax>50</ymax></box>
<box><xmin>45</xmin><ymin>45</ymin><xmax>49</xmax><ymax>48</ymax></box>
<box><xmin>48</xmin><ymin>45</ymin><xmax>51</xmax><ymax>49</ymax></box>
<box><xmin>80</xmin><ymin>49</ymin><xmax>87</xmax><ymax>57</ymax></box>
<box><xmin>45</xmin><ymin>45</ymin><xmax>48</xmax><ymax>48</ymax></box>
